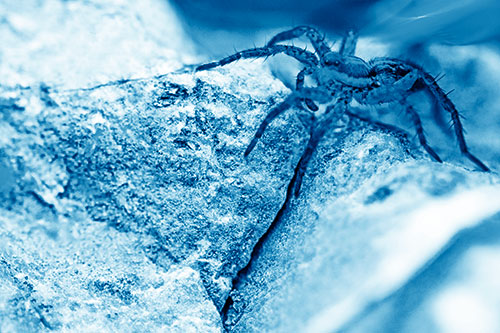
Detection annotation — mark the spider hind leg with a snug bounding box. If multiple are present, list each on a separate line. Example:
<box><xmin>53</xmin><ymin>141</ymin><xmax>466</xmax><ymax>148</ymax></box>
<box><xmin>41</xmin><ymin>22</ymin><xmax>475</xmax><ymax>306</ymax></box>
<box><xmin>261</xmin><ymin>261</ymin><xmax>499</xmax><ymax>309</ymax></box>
<box><xmin>418</xmin><ymin>74</ymin><xmax>490</xmax><ymax>171</ymax></box>
<box><xmin>296</xmin><ymin>67</ymin><xmax>319</xmax><ymax>111</ymax></box>
<box><xmin>450</xmin><ymin>108</ymin><xmax>490</xmax><ymax>171</ymax></box>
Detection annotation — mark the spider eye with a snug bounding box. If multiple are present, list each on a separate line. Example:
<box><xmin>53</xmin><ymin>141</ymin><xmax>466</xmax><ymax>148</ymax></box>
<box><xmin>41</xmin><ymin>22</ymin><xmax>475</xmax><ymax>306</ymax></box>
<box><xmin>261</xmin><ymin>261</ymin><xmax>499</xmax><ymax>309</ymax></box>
<box><xmin>325</xmin><ymin>59</ymin><xmax>340</xmax><ymax>67</ymax></box>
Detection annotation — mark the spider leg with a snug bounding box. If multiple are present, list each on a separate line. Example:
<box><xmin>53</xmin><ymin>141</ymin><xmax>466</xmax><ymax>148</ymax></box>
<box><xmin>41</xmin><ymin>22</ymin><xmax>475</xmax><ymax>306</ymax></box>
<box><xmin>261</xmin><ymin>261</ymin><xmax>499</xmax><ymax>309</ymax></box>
<box><xmin>346</xmin><ymin>105</ymin><xmax>443</xmax><ymax>162</ymax></box>
<box><xmin>405</xmin><ymin>104</ymin><xmax>443</xmax><ymax>162</ymax></box>
<box><xmin>449</xmin><ymin>105</ymin><xmax>489</xmax><ymax>171</ymax></box>
<box><xmin>345</xmin><ymin>109</ymin><xmax>410</xmax><ymax>136</ymax></box>
<box><xmin>245</xmin><ymin>95</ymin><xmax>295</xmax><ymax>156</ymax></box>
<box><xmin>411</xmin><ymin>74</ymin><xmax>451</xmax><ymax>135</ymax></box>
<box><xmin>297</xmin><ymin>67</ymin><xmax>319</xmax><ymax>111</ymax></box>
<box><xmin>266</xmin><ymin>26</ymin><xmax>331</xmax><ymax>60</ymax></box>
<box><xmin>246</xmin><ymin>87</ymin><xmax>331</xmax><ymax>157</ymax></box>
<box><xmin>358</xmin><ymin>66</ymin><xmax>442</xmax><ymax>161</ymax></box>
<box><xmin>294</xmin><ymin>95</ymin><xmax>349</xmax><ymax>196</ymax></box>
<box><xmin>339</xmin><ymin>30</ymin><xmax>358</xmax><ymax>56</ymax></box>
<box><xmin>419</xmin><ymin>70</ymin><xmax>490</xmax><ymax>170</ymax></box>
<box><xmin>352</xmin><ymin>99</ymin><xmax>442</xmax><ymax>162</ymax></box>
<box><xmin>369</xmin><ymin>58</ymin><xmax>489</xmax><ymax>170</ymax></box>
<box><xmin>196</xmin><ymin>45</ymin><xmax>319</xmax><ymax>71</ymax></box>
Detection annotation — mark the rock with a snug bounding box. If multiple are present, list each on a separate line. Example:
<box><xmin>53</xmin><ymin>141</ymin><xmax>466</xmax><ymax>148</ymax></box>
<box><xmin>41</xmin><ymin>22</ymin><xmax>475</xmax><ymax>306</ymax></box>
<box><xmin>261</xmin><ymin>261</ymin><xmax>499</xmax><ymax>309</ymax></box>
<box><xmin>339</xmin><ymin>212</ymin><xmax>500</xmax><ymax>333</ymax></box>
<box><xmin>0</xmin><ymin>214</ymin><xmax>221</xmax><ymax>332</ymax></box>
<box><xmin>0</xmin><ymin>62</ymin><xmax>301</xmax><ymax>330</ymax></box>
<box><xmin>224</xmin><ymin>127</ymin><xmax>500</xmax><ymax>332</ymax></box>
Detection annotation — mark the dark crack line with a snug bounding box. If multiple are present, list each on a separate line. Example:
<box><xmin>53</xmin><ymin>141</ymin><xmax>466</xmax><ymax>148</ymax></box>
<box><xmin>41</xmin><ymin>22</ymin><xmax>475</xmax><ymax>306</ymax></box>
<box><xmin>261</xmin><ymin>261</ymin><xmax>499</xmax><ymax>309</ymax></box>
<box><xmin>218</xmin><ymin>120</ymin><xmax>407</xmax><ymax>330</ymax></box>
<box><xmin>220</xmin><ymin>156</ymin><xmax>302</xmax><ymax>329</ymax></box>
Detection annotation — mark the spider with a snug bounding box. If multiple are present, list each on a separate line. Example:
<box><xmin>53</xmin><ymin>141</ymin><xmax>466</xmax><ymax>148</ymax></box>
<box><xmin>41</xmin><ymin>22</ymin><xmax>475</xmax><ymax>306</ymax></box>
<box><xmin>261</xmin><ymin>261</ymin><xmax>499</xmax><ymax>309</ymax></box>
<box><xmin>196</xmin><ymin>26</ymin><xmax>489</xmax><ymax>196</ymax></box>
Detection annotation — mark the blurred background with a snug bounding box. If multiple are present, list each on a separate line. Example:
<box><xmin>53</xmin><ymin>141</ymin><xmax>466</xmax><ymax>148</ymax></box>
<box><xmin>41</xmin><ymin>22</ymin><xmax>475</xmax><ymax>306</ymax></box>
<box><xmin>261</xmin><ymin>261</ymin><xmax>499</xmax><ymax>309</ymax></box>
<box><xmin>170</xmin><ymin>0</ymin><xmax>500</xmax><ymax>55</ymax></box>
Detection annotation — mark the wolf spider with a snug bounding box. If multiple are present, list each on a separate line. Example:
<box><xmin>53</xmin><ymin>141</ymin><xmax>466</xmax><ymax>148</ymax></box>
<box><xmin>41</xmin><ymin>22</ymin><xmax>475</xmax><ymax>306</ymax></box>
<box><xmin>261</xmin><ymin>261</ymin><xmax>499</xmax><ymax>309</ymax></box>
<box><xmin>196</xmin><ymin>26</ymin><xmax>489</xmax><ymax>196</ymax></box>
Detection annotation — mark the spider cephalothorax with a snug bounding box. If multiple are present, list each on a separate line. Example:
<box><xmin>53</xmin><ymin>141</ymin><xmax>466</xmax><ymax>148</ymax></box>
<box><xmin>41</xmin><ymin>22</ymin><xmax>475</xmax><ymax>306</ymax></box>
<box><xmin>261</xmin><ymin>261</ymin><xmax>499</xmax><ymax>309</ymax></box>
<box><xmin>196</xmin><ymin>26</ymin><xmax>489</xmax><ymax>196</ymax></box>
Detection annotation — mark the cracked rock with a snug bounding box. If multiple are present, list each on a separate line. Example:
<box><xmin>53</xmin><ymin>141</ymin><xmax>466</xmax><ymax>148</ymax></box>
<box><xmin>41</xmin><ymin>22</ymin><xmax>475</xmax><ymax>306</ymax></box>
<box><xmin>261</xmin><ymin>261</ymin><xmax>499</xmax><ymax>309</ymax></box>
<box><xmin>0</xmin><ymin>62</ymin><xmax>304</xmax><ymax>330</ymax></box>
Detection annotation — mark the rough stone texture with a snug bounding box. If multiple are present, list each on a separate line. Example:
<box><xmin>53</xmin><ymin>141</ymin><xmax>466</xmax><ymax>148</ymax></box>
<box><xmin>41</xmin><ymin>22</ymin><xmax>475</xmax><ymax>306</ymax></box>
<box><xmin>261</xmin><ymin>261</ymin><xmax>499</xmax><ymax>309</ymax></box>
<box><xmin>0</xmin><ymin>63</ymin><xmax>302</xmax><ymax>330</ymax></box>
<box><xmin>0</xmin><ymin>211</ymin><xmax>221</xmax><ymax>332</ymax></box>
<box><xmin>225</xmin><ymin>149</ymin><xmax>500</xmax><ymax>331</ymax></box>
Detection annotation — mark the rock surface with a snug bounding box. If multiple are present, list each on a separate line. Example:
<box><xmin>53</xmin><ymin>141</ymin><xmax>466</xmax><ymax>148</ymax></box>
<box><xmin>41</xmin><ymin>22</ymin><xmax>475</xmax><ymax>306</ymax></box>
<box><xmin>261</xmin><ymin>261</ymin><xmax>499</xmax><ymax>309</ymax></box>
<box><xmin>0</xmin><ymin>61</ymin><xmax>307</xmax><ymax>331</ymax></box>
<box><xmin>224</xmin><ymin>143</ymin><xmax>500</xmax><ymax>331</ymax></box>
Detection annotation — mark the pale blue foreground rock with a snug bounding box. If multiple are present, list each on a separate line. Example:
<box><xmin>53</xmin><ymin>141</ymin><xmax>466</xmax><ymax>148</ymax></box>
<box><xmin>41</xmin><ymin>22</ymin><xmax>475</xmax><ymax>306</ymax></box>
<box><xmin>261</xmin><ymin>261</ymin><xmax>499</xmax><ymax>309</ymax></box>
<box><xmin>0</xmin><ymin>63</ymin><xmax>296</xmax><ymax>331</ymax></box>
<box><xmin>2</xmin><ymin>1</ymin><xmax>500</xmax><ymax>332</ymax></box>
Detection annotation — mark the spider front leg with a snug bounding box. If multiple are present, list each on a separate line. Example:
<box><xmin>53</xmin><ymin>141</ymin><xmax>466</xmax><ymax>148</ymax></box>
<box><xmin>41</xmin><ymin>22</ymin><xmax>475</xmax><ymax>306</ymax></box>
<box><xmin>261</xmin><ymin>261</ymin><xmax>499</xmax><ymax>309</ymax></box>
<box><xmin>245</xmin><ymin>87</ymin><xmax>331</xmax><ymax>157</ymax></box>
<box><xmin>449</xmin><ymin>105</ymin><xmax>489</xmax><ymax>171</ymax></box>
<box><xmin>368</xmin><ymin>62</ymin><xmax>489</xmax><ymax>170</ymax></box>
<box><xmin>196</xmin><ymin>44</ymin><xmax>318</xmax><ymax>71</ymax></box>
<box><xmin>346</xmin><ymin>105</ymin><xmax>442</xmax><ymax>160</ymax></box>
<box><xmin>419</xmin><ymin>72</ymin><xmax>490</xmax><ymax>171</ymax></box>
<box><xmin>296</xmin><ymin>67</ymin><xmax>319</xmax><ymax>111</ymax></box>
<box><xmin>405</xmin><ymin>104</ymin><xmax>443</xmax><ymax>162</ymax></box>
<box><xmin>266</xmin><ymin>26</ymin><xmax>331</xmax><ymax>59</ymax></box>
